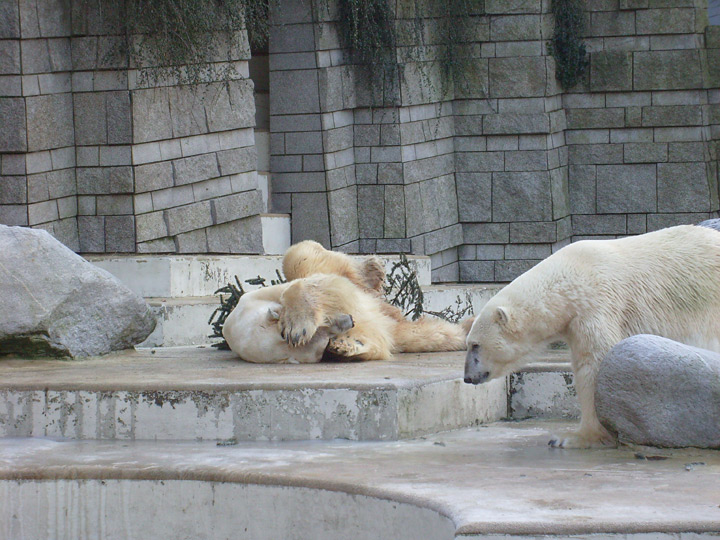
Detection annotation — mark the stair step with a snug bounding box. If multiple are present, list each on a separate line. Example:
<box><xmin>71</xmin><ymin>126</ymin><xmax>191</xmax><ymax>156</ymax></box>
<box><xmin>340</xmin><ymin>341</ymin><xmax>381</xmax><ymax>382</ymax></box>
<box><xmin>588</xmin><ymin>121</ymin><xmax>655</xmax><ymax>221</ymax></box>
<box><xmin>3</xmin><ymin>420</ymin><xmax>718</xmax><ymax>540</ymax></box>
<box><xmin>89</xmin><ymin>254</ymin><xmax>433</xmax><ymax>298</ymax></box>
<box><xmin>0</xmin><ymin>349</ymin><xmax>508</xmax><ymax>442</ymax></box>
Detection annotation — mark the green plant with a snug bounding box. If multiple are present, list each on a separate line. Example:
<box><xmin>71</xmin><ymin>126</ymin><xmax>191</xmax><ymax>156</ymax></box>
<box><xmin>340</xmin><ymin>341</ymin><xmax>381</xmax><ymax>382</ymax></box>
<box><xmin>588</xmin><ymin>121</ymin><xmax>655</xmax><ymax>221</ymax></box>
<box><xmin>83</xmin><ymin>0</ymin><xmax>272</xmax><ymax>85</ymax></box>
<box><xmin>549</xmin><ymin>0</ymin><xmax>589</xmax><ymax>89</ymax></box>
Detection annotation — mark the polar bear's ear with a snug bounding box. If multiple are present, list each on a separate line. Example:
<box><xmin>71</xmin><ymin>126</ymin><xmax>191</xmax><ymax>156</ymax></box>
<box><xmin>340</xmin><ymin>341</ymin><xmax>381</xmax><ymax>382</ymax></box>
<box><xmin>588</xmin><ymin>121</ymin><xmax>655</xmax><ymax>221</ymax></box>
<box><xmin>494</xmin><ymin>306</ymin><xmax>510</xmax><ymax>326</ymax></box>
<box><xmin>267</xmin><ymin>307</ymin><xmax>280</xmax><ymax>321</ymax></box>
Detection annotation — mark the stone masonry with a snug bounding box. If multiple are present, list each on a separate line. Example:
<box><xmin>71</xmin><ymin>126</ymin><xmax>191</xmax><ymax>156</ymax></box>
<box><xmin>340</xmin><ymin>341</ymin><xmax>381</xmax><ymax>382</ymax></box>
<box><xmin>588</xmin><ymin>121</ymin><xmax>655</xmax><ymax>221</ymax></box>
<box><xmin>1</xmin><ymin>0</ymin><xmax>718</xmax><ymax>281</ymax></box>
<box><xmin>268</xmin><ymin>0</ymin><xmax>719</xmax><ymax>282</ymax></box>
<box><xmin>0</xmin><ymin>0</ymin><xmax>266</xmax><ymax>254</ymax></box>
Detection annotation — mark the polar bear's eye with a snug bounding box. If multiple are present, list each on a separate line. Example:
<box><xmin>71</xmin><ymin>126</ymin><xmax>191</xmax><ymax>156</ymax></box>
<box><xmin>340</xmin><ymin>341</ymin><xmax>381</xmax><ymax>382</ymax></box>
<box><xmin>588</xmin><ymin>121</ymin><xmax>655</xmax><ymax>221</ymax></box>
<box><xmin>471</xmin><ymin>343</ymin><xmax>480</xmax><ymax>351</ymax></box>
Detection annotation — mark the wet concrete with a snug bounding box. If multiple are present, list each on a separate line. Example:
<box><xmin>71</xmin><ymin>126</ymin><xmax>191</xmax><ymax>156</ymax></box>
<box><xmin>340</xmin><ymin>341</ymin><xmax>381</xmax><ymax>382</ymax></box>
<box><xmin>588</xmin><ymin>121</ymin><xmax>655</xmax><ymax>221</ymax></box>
<box><xmin>1</xmin><ymin>420</ymin><xmax>719</xmax><ymax>538</ymax></box>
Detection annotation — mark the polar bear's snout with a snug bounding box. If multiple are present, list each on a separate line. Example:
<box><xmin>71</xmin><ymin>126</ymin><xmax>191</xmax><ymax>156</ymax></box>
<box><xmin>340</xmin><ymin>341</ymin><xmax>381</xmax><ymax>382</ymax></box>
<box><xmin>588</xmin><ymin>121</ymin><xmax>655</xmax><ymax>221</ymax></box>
<box><xmin>464</xmin><ymin>345</ymin><xmax>490</xmax><ymax>384</ymax></box>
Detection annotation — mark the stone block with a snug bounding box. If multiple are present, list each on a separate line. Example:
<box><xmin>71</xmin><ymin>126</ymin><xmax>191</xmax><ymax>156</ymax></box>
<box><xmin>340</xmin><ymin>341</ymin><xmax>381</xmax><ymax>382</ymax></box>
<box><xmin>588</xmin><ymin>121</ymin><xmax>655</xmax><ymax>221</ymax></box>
<box><xmin>492</xmin><ymin>171</ymin><xmax>552</xmax><ymax>222</ymax></box>
<box><xmin>647</xmin><ymin>212</ymin><xmax>711</xmax><ymax>232</ymax></box>
<box><xmin>459</xmin><ymin>260</ymin><xmax>495</xmax><ymax>282</ymax></box>
<box><xmin>423</xmin><ymin>224</ymin><xmax>463</xmax><ymax>254</ymax></box>
<box><xmin>271</xmin><ymin>155</ymin><xmax>302</xmax><ymax>173</ymax></box>
<box><xmin>568</xmin><ymin>144</ymin><xmax>624</xmax><ymax>165</ymax></box>
<box><xmin>106</xmin><ymin>91</ymin><xmax>132</xmax><ymax>145</ymax></box>
<box><xmin>272</xmin><ymin>172</ymin><xmax>327</xmax><ymax>193</ymax></box>
<box><xmin>46</xmin><ymin>168</ymin><xmax>74</xmax><ymax>199</ymax></box>
<box><xmin>495</xmin><ymin>259</ymin><xmax>539</xmax><ymax>282</ymax></box>
<box><xmin>588</xmin><ymin>11</ymin><xmax>635</xmax><ymax>37</ymax></box>
<box><xmin>77</xmin><ymin>215</ymin><xmax>105</xmax><ymax>252</ymax></box>
<box><xmin>657</xmin><ymin>162</ymin><xmax>710</xmax><ymax>212</ymax></box>
<box><xmin>378</xmin><ymin>163</ymin><xmax>403</xmax><ymax>184</ymax></box>
<box><xmin>206</xmin><ymin>216</ymin><xmax>263</xmax><ymax>253</ymax></box>
<box><xmin>456</xmin><ymin>151</ymin><xmax>504</xmax><ymax>172</ymax></box>
<box><xmin>596</xmin><ymin>335</ymin><xmax>720</xmax><ymax>449</ymax></box>
<box><xmin>358</xmin><ymin>185</ymin><xmax>384</xmax><ymax>238</ymax></box>
<box><xmin>668</xmin><ymin>142</ymin><xmax>706</xmax><ymax>163</ymax></box>
<box><xmin>0</xmin><ymin>1</ymin><xmax>20</xmax><ymax>38</ymax></box>
<box><xmin>173</xmin><ymin>153</ymin><xmax>220</xmax><ymax>186</ymax></box>
<box><xmin>490</xmin><ymin>15</ymin><xmax>542</xmax><ymax>41</ymax></box>
<box><xmin>375</xmin><ymin>238</ymin><xmax>411</xmax><ymax>253</ymax></box>
<box><xmin>590</xmin><ymin>51</ymin><xmax>632</xmax><ymax>92</ymax></box>
<box><xmin>504</xmin><ymin>150</ymin><xmax>548</xmax><ymax>171</ymax></box>
<box><xmin>136</xmin><ymin>237</ymin><xmax>175</xmax><ymax>253</ymax></box>
<box><xmin>270</xmin><ymin>70</ymin><xmax>320</xmax><ymax>115</ymax></box>
<box><xmin>633</xmin><ymin>50</ymin><xmax>703</xmax><ymax>90</ymax></box>
<box><xmin>464</xmin><ymin>222</ymin><xmax>510</xmax><ymax>244</ymax></box>
<box><xmin>566</xmin><ymin>108</ymin><xmax>625</xmax><ymax>130</ymax></box>
<box><xmin>165</xmin><ymin>200</ymin><xmax>213</xmax><ymax>236</ymax></box>
<box><xmin>285</xmin><ymin>131</ymin><xmax>323</xmax><ymax>155</ymax></box>
<box><xmin>623</xmin><ymin>142</ymin><xmax>667</xmax><ymax>163</ymax></box>
<box><xmin>94</xmin><ymin>194</ymin><xmax>132</xmax><ymax>216</ymax></box>
<box><xmin>355</xmin><ymin>125</ymin><xmax>380</xmax><ymax>147</ymax></box>
<box><xmin>0</xmin><ymin>98</ymin><xmax>26</xmax><ymax>152</ymax></box>
<box><xmin>627</xmin><ymin>214</ymin><xmax>647</xmax><ymax>234</ymax></box>
<box><xmin>597</xmin><ymin>164</ymin><xmax>656</xmax><ymax>213</ymax></box>
<box><xmin>384</xmin><ymin>185</ymin><xmax>405</xmax><ymax>238</ymax></box>
<box><xmin>0</xmin><ymin>204</ymin><xmax>28</xmax><ymax>226</ymax></box>
<box><xmin>104</xmin><ymin>215</ymin><xmax>135</xmax><ymax>252</ymax></box>
<box><xmin>132</xmin><ymin>87</ymin><xmax>172</xmax><ymax>143</ymax></box>
<box><xmin>135</xmin><ymin>211</ymin><xmax>167</xmax><ymax>243</ymax></box>
<box><xmin>212</xmin><ymin>190</ymin><xmax>263</xmax><ymax>224</ymax></box>
<box><xmin>483</xmin><ymin>113</ymin><xmax>549</xmax><ymax>135</ymax></box>
<box><xmin>504</xmin><ymin>243</ymin><xmax>551</xmax><ymax>260</ymax></box>
<box><xmin>328</xmin><ymin>186</ymin><xmax>358</xmax><ymax>246</ymax></box>
<box><xmin>168</xmin><ymin>85</ymin><xmax>209</xmax><ymax>139</ymax></box>
<box><xmin>356</xmin><ymin>163</ymin><xmax>377</xmax><ymax>184</ymax></box>
<box><xmin>291</xmin><ymin>192</ymin><xmax>330</xmax><ymax>246</ymax></box>
<box><xmin>485</xmin><ymin>0</ymin><xmax>541</xmax><ymax>13</ymax></box>
<box><xmin>175</xmin><ymin>228</ymin><xmax>208</xmax><ymax>253</ymax></box>
<box><xmin>641</xmin><ymin>105</ymin><xmax>703</xmax><ymax>127</ymax></box>
<box><xmin>99</xmin><ymin>145</ymin><xmax>131</xmax><ymax>167</ymax></box>
<box><xmin>568</xmin><ymin>165</ymin><xmax>596</xmax><ymax>214</ymax></box>
<box><xmin>456</xmin><ymin>173</ymin><xmax>491</xmax><ymax>222</ymax></box>
<box><xmin>0</xmin><ymin>41</ymin><xmax>20</xmax><ymax>75</ymax></box>
<box><xmin>0</xmin><ymin>175</ymin><xmax>26</xmax><ymax>204</ymax></box>
<box><xmin>371</xmin><ymin>146</ymin><xmax>402</xmax><ymax>163</ymax></box>
<box><xmin>28</xmin><ymin>200</ymin><xmax>58</xmax><ymax>225</ymax></box>
<box><xmin>135</xmin><ymin>161</ymin><xmax>174</xmax><ymax>193</ymax></box>
<box><xmin>206</xmin><ymin>80</ymin><xmax>255</xmax><ymax>132</ymax></box>
<box><xmin>1</xmin><ymin>154</ymin><xmax>25</xmax><ymax>176</ymax></box>
<box><xmin>572</xmin><ymin>214</ymin><xmax>627</xmax><ymax>235</ymax></box>
<box><xmin>217</xmin><ymin>147</ymin><xmax>257</xmax><ymax>175</ymax></box>
<box><xmin>270</xmin><ymin>21</ymin><xmax>315</xmax><ymax>53</ymax></box>
<box><xmin>510</xmin><ymin>222</ymin><xmax>557</xmax><ymax>243</ymax></box>
<box><xmin>636</xmin><ymin>8</ymin><xmax>695</xmax><ymax>35</ymax></box>
<box><xmin>489</xmin><ymin>56</ymin><xmax>546</xmax><ymax>98</ymax></box>
<box><xmin>74</xmin><ymin>92</ymin><xmax>107</xmax><ymax>146</ymax></box>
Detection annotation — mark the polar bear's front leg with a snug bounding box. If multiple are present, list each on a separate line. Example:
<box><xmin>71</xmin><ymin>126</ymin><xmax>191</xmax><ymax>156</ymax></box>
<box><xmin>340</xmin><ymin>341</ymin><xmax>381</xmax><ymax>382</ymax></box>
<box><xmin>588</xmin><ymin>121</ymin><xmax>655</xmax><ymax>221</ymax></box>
<box><xmin>549</xmin><ymin>352</ymin><xmax>615</xmax><ymax>449</ymax></box>
<box><xmin>278</xmin><ymin>280</ymin><xmax>322</xmax><ymax>346</ymax></box>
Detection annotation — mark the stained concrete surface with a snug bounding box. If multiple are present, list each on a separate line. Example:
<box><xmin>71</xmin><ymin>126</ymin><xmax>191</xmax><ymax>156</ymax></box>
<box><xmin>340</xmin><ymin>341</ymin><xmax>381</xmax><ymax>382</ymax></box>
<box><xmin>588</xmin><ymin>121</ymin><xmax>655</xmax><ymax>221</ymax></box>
<box><xmin>1</xmin><ymin>421</ymin><xmax>719</xmax><ymax>537</ymax></box>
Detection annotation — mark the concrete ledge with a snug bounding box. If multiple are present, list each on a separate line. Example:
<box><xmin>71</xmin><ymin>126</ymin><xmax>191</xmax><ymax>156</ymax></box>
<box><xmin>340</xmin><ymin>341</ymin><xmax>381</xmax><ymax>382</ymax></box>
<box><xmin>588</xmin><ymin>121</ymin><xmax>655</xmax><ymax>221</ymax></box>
<box><xmin>511</xmin><ymin>351</ymin><xmax>578</xmax><ymax>420</ymax></box>
<box><xmin>2</xmin><ymin>421</ymin><xmax>719</xmax><ymax>539</ymax></box>
<box><xmin>87</xmin><ymin>254</ymin><xmax>433</xmax><ymax>298</ymax></box>
<box><xmin>0</xmin><ymin>349</ymin><xmax>507</xmax><ymax>441</ymax></box>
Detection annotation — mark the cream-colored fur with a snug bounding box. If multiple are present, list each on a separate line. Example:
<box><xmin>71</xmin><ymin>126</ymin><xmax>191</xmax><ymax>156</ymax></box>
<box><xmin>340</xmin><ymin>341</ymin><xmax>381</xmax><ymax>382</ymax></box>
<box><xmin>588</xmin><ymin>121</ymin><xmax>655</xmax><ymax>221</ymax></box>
<box><xmin>223</xmin><ymin>241</ymin><xmax>471</xmax><ymax>363</ymax></box>
<box><xmin>465</xmin><ymin>225</ymin><xmax>720</xmax><ymax>448</ymax></box>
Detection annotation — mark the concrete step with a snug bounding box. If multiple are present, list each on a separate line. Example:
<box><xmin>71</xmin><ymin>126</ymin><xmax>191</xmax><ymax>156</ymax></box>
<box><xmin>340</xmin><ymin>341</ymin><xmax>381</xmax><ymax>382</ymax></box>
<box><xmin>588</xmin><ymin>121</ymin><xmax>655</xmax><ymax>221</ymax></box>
<box><xmin>88</xmin><ymin>253</ymin><xmax>433</xmax><ymax>298</ymax></box>
<box><xmin>140</xmin><ymin>283</ymin><xmax>505</xmax><ymax>348</ymax></box>
<box><xmin>0</xmin><ymin>349</ymin><xmax>508</xmax><ymax>442</ymax></box>
<box><xmin>3</xmin><ymin>420</ymin><xmax>719</xmax><ymax>540</ymax></box>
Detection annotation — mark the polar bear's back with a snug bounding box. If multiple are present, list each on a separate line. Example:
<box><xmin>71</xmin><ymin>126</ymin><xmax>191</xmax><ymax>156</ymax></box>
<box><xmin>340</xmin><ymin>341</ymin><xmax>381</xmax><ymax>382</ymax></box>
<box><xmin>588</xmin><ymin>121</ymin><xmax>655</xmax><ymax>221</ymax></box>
<box><xmin>556</xmin><ymin>225</ymin><xmax>720</xmax><ymax>350</ymax></box>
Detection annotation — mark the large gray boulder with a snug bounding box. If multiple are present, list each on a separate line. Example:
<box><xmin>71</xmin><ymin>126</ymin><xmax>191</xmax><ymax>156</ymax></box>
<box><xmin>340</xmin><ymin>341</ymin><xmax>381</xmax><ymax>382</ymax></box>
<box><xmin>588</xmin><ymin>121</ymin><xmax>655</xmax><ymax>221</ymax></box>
<box><xmin>0</xmin><ymin>225</ymin><xmax>156</xmax><ymax>357</ymax></box>
<box><xmin>596</xmin><ymin>335</ymin><xmax>720</xmax><ymax>449</ymax></box>
<box><xmin>697</xmin><ymin>218</ymin><xmax>720</xmax><ymax>232</ymax></box>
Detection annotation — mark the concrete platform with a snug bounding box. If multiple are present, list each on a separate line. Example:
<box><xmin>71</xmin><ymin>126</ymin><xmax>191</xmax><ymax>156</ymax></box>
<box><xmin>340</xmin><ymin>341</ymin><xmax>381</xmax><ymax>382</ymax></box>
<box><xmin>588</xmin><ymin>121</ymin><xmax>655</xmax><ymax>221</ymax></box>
<box><xmin>0</xmin><ymin>348</ymin><xmax>509</xmax><ymax>441</ymax></box>
<box><xmin>2</xmin><ymin>420</ymin><xmax>719</xmax><ymax>539</ymax></box>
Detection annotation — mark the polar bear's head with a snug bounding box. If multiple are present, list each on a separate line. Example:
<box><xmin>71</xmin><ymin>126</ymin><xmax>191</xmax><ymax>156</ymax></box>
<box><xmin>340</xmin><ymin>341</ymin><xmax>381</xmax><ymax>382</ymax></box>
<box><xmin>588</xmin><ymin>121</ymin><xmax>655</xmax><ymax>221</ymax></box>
<box><xmin>464</xmin><ymin>300</ymin><xmax>535</xmax><ymax>384</ymax></box>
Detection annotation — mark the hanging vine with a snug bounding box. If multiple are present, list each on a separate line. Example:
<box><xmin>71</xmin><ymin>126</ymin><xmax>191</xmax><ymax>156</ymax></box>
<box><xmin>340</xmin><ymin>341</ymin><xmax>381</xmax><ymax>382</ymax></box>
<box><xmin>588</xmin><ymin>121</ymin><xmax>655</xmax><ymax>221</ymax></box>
<box><xmin>549</xmin><ymin>0</ymin><xmax>589</xmax><ymax>89</ymax></box>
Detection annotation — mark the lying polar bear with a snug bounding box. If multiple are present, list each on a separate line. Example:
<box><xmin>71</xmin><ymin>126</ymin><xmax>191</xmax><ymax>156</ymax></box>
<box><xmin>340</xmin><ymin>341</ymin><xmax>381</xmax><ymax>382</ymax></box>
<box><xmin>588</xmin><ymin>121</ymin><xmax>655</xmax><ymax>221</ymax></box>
<box><xmin>464</xmin><ymin>224</ymin><xmax>720</xmax><ymax>448</ymax></box>
<box><xmin>223</xmin><ymin>241</ymin><xmax>472</xmax><ymax>363</ymax></box>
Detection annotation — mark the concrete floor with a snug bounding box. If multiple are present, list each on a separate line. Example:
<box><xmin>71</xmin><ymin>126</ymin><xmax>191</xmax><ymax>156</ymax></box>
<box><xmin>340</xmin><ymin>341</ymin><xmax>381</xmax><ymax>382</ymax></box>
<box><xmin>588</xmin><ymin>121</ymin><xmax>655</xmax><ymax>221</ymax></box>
<box><xmin>1</xmin><ymin>420</ymin><xmax>719</xmax><ymax>538</ymax></box>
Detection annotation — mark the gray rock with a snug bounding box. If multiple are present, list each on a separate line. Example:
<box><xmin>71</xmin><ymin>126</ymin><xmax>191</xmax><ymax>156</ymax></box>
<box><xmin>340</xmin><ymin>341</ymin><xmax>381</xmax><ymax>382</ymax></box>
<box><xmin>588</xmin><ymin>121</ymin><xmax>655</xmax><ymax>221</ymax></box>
<box><xmin>596</xmin><ymin>335</ymin><xmax>720</xmax><ymax>449</ymax></box>
<box><xmin>0</xmin><ymin>225</ymin><xmax>155</xmax><ymax>357</ymax></box>
<box><xmin>698</xmin><ymin>219</ymin><xmax>720</xmax><ymax>232</ymax></box>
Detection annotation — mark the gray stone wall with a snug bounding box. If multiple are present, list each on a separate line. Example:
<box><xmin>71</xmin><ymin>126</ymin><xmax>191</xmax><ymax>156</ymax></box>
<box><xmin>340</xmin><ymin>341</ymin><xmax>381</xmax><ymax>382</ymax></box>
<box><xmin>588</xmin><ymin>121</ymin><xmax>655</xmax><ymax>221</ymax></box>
<box><xmin>0</xmin><ymin>0</ymin><xmax>265</xmax><ymax>254</ymax></box>
<box><xmin>269</xmin><ymin>0</ymin><xmax>718</xmax><ymax>282</ymax></box>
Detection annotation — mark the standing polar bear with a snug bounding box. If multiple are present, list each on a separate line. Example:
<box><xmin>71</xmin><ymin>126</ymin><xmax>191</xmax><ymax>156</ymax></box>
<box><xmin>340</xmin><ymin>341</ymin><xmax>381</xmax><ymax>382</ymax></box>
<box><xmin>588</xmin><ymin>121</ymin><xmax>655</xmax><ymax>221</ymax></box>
<box><xmin>223</xmin><ymin>240</ymin><xmax>472</xmax><ymax>363</ymax></box>
<box><xmin>464</xmin><ymin>225</ymin><xmax>720</xmax><ymax>448</ymax></box>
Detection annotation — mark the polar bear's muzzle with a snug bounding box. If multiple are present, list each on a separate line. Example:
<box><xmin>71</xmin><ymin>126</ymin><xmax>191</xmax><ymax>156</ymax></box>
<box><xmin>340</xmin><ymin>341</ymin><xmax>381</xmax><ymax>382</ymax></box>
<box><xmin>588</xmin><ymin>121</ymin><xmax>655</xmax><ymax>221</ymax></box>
<box><xmin>464</xmin><ymin>346</ymin><xmax>490</xmax><ymax>384</ymax></box>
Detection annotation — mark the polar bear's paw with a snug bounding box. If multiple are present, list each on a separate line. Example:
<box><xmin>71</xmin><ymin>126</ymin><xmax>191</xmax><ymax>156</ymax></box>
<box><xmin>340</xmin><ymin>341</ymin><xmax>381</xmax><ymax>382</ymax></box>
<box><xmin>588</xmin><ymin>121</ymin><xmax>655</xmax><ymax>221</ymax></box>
<box><xmin>327</xmin><ymin>336</ymin><xmax>367</xmax><ymax>357</ymax></box>
<box><xmin>278</xmin><ymin>311</ymin><xmax>318</xmax><ymax>347</ymax></box>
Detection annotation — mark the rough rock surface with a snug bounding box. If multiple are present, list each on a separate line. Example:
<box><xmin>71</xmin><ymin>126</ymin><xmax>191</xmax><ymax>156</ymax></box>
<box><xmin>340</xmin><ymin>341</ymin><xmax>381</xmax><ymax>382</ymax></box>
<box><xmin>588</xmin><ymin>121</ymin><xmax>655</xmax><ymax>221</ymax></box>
<box><xmin>596</xmin><ymin>334</ymin><xmax>720</xmax><ymax>449</ymax></box>
<box><xmin>697</xmin><ymin>218</ymin><xmax>720</xmax><ymax>232</ymax></box>
<box><xmin>0</xmin><ymin>225</ymin><xmax>156</xmax><ymax>357</ymax></box>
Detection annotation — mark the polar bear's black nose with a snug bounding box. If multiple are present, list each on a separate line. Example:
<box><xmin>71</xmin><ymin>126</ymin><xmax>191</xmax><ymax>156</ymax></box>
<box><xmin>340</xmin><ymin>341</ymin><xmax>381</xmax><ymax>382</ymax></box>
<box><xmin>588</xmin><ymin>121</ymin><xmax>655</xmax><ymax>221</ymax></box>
<box><xmin>464</xmin><ymin>376</ymin><xmax>472</xmax><ymax>384</ymax></box>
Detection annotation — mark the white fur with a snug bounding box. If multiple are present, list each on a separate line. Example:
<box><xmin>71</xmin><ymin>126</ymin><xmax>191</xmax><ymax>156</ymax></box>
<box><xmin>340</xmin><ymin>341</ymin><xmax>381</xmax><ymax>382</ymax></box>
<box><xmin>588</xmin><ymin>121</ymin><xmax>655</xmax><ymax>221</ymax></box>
<box><xmin>465</xmin><ymin>225</ymin><xmax>720</xmax><ymax>448</ymax></box>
